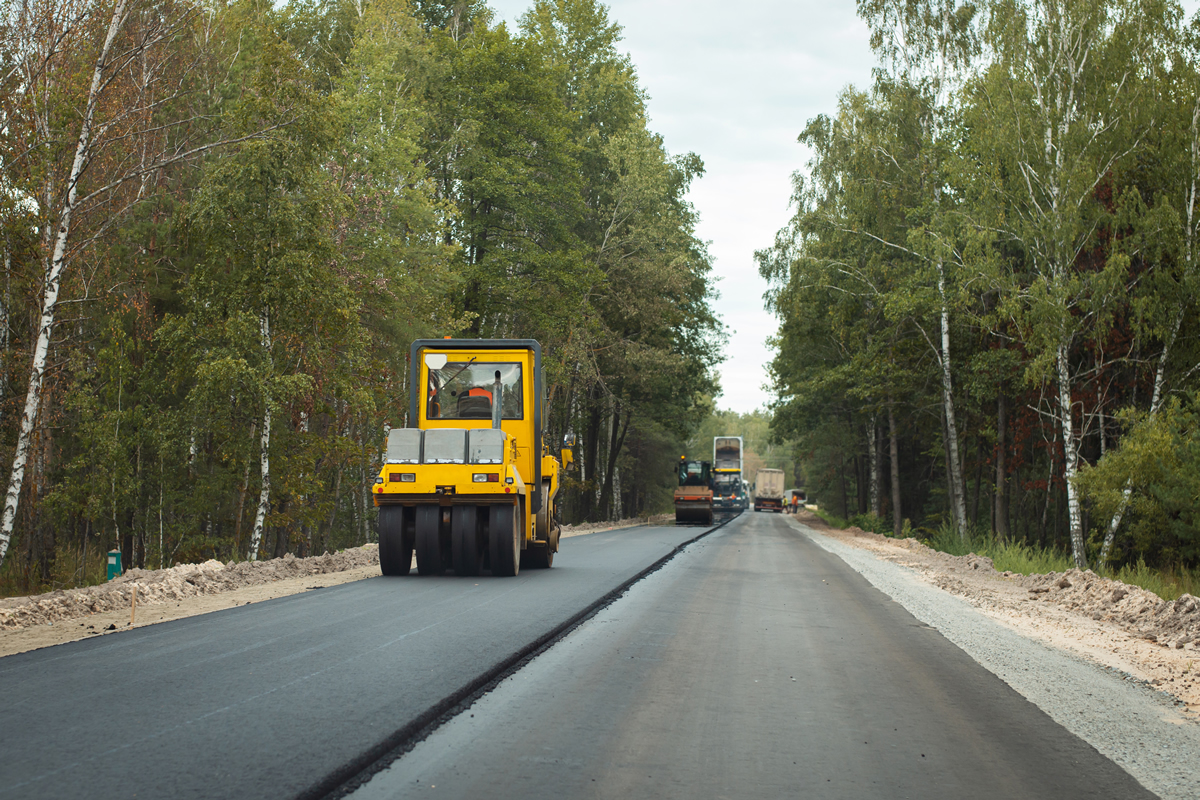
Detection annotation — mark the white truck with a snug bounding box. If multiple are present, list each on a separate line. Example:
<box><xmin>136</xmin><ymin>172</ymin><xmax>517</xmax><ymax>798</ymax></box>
<box><xmin>753</xmin><ymin>469</ymin><xmax>785</xmax><ymax>513</ymax></box>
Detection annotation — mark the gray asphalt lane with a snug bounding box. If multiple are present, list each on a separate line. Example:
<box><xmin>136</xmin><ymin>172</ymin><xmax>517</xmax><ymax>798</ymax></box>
<box><xmin>0</xmin><ymin>524</ymin><xmax>707</xmax><ymax>800</ymax></box>
<box><xmin>352</xmin><ymin>511</ymin><xmax>1156</xmax><ymax>800</ymax></box>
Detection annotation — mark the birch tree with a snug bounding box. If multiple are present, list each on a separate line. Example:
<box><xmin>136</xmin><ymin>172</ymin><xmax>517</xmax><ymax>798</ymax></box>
<box><xmin>854</xmin><ymin>0</ymin><xmax>983</xmax><ymax>536</ymax></box>
<box><xmin>1098</xmin><ymin>11</ymin><xmax>1196</xmax><ymax>564</ymax></box>
<box><xmin>0</xmin><ymin>0</ymin><xmax>265</xmax><ymax>568</ymax></box>
<box><xmin>967</xmin><ymin>0</ymin><xmax>1173</xmax><ymax>568</ymax></box>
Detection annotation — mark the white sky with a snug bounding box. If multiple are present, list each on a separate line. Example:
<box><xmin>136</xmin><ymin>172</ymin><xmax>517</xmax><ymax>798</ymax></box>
<box><xmin>486</xmin><ymin>0</ymin><xmax>874</xmax><ymax>414</ymax></box>
<box><xmin>486</xmin><ymin>0</ymin><xmax>1200</xmax><ymax>414</ymax></box>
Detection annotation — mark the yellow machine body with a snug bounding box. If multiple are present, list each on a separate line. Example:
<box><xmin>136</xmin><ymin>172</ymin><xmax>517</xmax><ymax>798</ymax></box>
<box><xmin>373</xmin><ymin>339</ymin><xmax>565</xmax><ymax>577</ymax></box>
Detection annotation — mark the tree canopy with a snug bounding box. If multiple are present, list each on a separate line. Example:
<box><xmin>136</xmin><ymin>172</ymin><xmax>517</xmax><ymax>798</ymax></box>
<box><xmin>761</xmin><ymin>0</ymin><xmax>1200</xmax><ymax>572</ymax></box>
<box><xmin>0</xmin><ymin>0</ymin><xmax>723</xmax><ymax>590</ymax></box>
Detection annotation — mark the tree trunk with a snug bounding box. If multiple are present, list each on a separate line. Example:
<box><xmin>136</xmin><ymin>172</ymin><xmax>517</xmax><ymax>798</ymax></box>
<box><xmin>233</xmin><ymin>422</ymin><xmax>256</xmax><ymax>554</ymax></box>
<box><xmin>970</xmin><ymin>436</ymin><xmax>984</xmax><ymax>528</ymax></box>
<box><xmin>597</xmin><ymin>404</ymin><xmax>629</xmax><ymax>521</ymax></box>
<box><xmin>1056</xmin><ymin>341</ymin><xmax>1088</xmax><ymax>569</ymax></box>
<box><xmin>0</xmin><ymin>0</ymin><xmax>131</xmax><ymax>567</ymax></box>
<box><xmin>583</xmin><ymin>392</ymin><xmax>602</xmax><ymax>520</ymax></box>
<box><xmin>888</xmin><ymin>397</ymin><xmax>902</xmax><ymax>538</ymax></box>
<box><xmin>867</xmin><ymin>415</ymin><xmax>881</xmax><ymax>518</ymax></box>
<box><xmin>994</xmin><ymin>393</ymin><xmax>1009</xmax><ymax>543</ymax></box>
<box><xmin>248</xmin><ymin>311</ymin><xmax>272</xmax><ymax>561</ymax></box>
<box><xmin>938</xmin><ymin>261</ymin><xmax>968</xmax><ymax>538</ymax></box>
<box><xmin>838</xmin><ymin>450</ymin><xmax>849</xmax><ymax>519</ymax></box>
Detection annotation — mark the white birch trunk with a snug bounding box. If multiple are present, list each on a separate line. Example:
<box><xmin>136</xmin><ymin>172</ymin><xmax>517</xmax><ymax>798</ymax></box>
<box><xmin>1056</xmin><ymin>341</ymin><xmax>1088</xmax><ymax>569</ymax></box>
<box><xmin>938</xmin><ymin>262</ymin><xmax>968</xmax><ymax>538</ymax></box>
<box><xmin>0</xmin><ymin>0</ymin><xmax>130</xmax><ymax>567</ymax></box>
<box><xmin>248</xmin><ymin>311</ymin><xmax>272</xmax><ymax>561</ymax></box>
<box><xmin>867</xmin><ymin>414</ymin><xmax>880</xmax><ymax>518</ymax></box>
<box><xmin>613</xmin><ymin>465</ymin><xmax>623</xmax><ymax>520</ymax></box>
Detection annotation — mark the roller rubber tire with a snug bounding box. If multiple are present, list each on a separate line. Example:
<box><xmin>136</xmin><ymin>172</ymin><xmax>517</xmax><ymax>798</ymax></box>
<box><xmin>378</xmin><ymin>506</ymin><xmax>412</xmax><ymax>576</ymax></box>
<box><xmin>489</xmin><ymin>503</ymin><xmax>520</xmax><ymax>577</ymax></box>
<box><xmin>415</xmin><ymin>505</ymin><xmax>446</xmax><ymax>575</ymax></box>
<box><xmin>451</xmin><ymin>505</ymin><xmax>483</xmax><ymax>576</ymax></box>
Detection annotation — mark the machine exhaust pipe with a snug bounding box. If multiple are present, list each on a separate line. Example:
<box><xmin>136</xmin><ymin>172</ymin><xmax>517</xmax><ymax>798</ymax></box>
<box><xmin>492</xmin><ymin>370</ymin><xmax>503</xmax><ymax>429</ymax></box>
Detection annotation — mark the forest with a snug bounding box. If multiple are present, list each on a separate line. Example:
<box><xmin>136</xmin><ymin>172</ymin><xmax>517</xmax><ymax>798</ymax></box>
<box><xmin>0</xmin><ymin>0</ymin><xmax>724</xmax><ymax>592</ymax></box>
<box><xmin>759</xmin><ymin>0</ymin><xmax>1200</xmax><ymax>576</ymax></box>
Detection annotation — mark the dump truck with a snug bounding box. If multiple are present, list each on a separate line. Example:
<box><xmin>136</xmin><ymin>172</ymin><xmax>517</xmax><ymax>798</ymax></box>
<box><xmin>753</xmin><ymin>468</ymin><xmax>785</xmax><ymax>512</ymax></box>
<box><xmin>372</xmin><ymin>339</ymin><xmax>571</xmax><ymax>577</ymax></box>
<box><xmin>674</xmin><ymin>456</ymin><xmax>714</xmax><ymax>525</ymax></box>
<box><xmin>713</xmin><ymin>436</ymin><xmax>744</xmax><ymax>512</ymax></box>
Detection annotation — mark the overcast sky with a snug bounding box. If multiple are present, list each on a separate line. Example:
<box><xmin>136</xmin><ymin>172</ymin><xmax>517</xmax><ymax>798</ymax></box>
<box><xmin>486</xmin><ymin>0</ymin><xmax>1200</xmax><ymax>415</ymax></box>
<box><xmin>484</xmin><ymin>0</ymin><xmax>874</xmax><ymax>414</ymax></box>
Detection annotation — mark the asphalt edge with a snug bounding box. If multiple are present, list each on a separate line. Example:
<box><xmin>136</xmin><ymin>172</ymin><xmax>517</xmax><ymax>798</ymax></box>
<box><xmin>299</xmin><ymin>513</ymin><xmax>738</xmax><ymax>800</ymax></box>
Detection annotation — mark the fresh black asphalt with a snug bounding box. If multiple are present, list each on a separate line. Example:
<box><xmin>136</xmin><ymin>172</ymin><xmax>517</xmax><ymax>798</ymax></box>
<box><xmin>0</xmin><ymin>524</ymin><xmax>708</xmax><ymax>800</ymax></box>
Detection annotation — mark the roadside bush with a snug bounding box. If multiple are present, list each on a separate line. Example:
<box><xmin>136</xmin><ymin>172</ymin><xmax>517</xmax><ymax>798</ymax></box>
<box><xmin>848</xmin><ymin>512</ymin><xmax>891</xmax><ymax>536</ymax></box>
<box><xmin>1077</xmin><ymin>395</ymin><xmax>1200</xmax><ymax>566</ymax></box>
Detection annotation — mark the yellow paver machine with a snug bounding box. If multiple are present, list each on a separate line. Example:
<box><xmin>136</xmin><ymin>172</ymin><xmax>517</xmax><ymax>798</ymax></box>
<box><xmin>372</xmin><ymin>339</ymin><xmax>572</xmax><ymax>577</ymax></box>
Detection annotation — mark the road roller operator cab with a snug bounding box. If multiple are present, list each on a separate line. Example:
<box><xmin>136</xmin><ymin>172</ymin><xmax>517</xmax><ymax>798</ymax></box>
<box><xmin>373</xmin><ymin>339</ymin><xmax>568</xmax><ymax>577</ymax></box>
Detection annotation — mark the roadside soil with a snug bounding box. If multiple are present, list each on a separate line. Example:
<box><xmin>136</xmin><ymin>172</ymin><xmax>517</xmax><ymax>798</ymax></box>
<box><xmin>0</xmin><ymin>515</ymin><xmax>673</xmax><ymax>658</ymax></box>
<box><xmin>789</xmin><ymin>508</ymin><xmax>1200</xmax><ymax>717</ymax></box>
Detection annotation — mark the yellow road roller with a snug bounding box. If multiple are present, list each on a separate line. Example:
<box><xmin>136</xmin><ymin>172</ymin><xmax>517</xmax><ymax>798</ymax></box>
<box><xmin>372</xmin><ymin>339</ymin><xmax>571</xmax><ymax>576</ymax></box>
<box><xmin>674</xmin><ymin>456</ymin><xmax>714</xmax><ymax>525</ymax></box>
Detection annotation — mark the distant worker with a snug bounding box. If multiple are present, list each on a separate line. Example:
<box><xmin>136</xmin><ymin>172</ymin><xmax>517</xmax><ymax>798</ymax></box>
<box><xmin>790</xmin><ymin>493</ymin><xmax>799</xmax><ymax>514</ymax></box>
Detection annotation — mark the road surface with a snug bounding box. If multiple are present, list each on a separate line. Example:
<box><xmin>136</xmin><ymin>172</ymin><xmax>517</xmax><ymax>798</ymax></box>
<box><xmin>351</xmin><ymin>511</ymin><xmax>1155</xmax><ymax>800</ymax></box>
<box><xmin>0</xmin><ymin>524</ymin><xmax>708</xmax><ymax>800</ymax></box>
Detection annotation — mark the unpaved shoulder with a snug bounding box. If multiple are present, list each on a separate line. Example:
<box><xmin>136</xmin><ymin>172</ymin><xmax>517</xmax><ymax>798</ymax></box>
<box><xmin>789</xmin><ymin>510</ymin><xmax>1200</xmax><ymax>714</ymax></box>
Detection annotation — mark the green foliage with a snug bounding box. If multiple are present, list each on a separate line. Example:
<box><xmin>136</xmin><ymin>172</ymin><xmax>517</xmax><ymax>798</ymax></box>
<box><xmin>762</xmin><ymin>0</ymin><xmax>1200</xmax><ymax>574</ymax></box>
<box><xmin>1077</xmin><ymin>396</ymin><xmax>1200</xmax><ymax>563</ymax></box>
<box><xmin>0</xmin><ymin>0</ymin><xmax>723</xmax><ymax>592</ymax></box>
<box><xmin>848</xmin><ymin>512</ymin><xmax>894</xmax><ymax>536</ymax></box>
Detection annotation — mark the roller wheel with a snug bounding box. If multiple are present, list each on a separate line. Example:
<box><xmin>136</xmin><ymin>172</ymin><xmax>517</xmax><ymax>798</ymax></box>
<box><xmin>451</xmin><ymin>506</ymin><xmax>483</xmax><ymax>576</ymax></box>
<box><xmin>378</xmin><ymin>506</ymin><xmax>412</xmax><ymax>576</ymax></box>
<box><xmin>535</xmin><ymin>482</ymin><xmax>552</xmax><ymax>540</ymax></box>
<box><xmin>489</xmin><ymin>503</ymin><xmax>520</xmax><ymax>577</ymax></box>
<box><xmin>522</xmin><ymin>543</ymin><xmax>554</xmax><ymax>569</ymax></box>
<box><xmin>415</xmin><ymin>505</ymin><xmax>446</xmax><ymax>575</ymax></box>
<box><xmin>524</xmin><ymin>495</ymin><xmax>557</xmax><ymax>570</ymax></box>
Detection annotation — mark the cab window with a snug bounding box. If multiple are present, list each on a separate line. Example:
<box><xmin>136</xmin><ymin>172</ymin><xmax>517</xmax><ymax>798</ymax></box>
<box><xmin>426</xmin><ymin>361</ymin><xmax>524</xmax><ymax>420</ymax></box>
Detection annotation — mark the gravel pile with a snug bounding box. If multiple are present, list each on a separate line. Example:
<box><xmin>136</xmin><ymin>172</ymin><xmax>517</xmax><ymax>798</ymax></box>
<box><xmin>0</xmin><ymin>546</ymin><xmax>379</xmax><ymax>631</ymax></box>
<box><xmin>1021</xmin><ymin>569</ymin><xmax>1200</xmax><ymax>649</ymax></box>
<box><xmin>794</xmin><ymin>519</ymin><xmax>1200</xmax><ymax>800</ymax></box>
<box><xmin>838</xmin><ymin>522</ymin><xmax>1200</xmax><ymax>652</ymax></box>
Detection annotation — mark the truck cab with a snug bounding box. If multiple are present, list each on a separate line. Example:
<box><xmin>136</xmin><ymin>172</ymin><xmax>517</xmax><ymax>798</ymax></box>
<box><xmin>372</xmin><ymin>339</ymin><xmax>566</xmax><ymax>577</ymax></box>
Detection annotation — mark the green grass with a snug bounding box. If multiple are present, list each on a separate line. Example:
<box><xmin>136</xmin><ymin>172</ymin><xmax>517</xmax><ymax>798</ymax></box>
<box><xmin>922</xmin><ymin>524</ymin><xmax>1075</xmax><ymax>574</ymax></box>
<box><xmin>1109</xmin><ymin>559</ymin><xmax>1200</xmax><ymax>602</ymax></box>
<box><xmin>812</xmin><ymin>507</ymin><xmax>849</xmax><ymax>529</ymax></box>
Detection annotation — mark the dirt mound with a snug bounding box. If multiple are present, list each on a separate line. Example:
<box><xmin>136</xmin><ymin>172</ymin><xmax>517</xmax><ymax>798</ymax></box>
<box><xmin>1020</xmin><ymin>569</ymin><xmax>1200</xmax><ymax>649</ymax></box>
<box><xmin>560</xmin><ymin>514</ymin><xmax>674</xmax><ymax>537</ymax></box>
<box><xmin>0</xmin><ymin>546</ymin><xmax>379</xmax><ymax>632</ymax></box>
